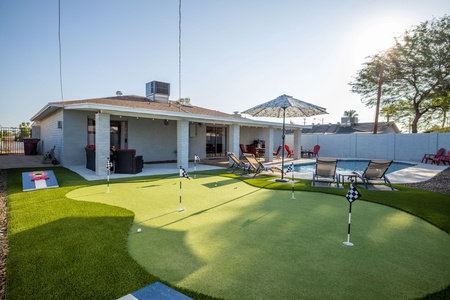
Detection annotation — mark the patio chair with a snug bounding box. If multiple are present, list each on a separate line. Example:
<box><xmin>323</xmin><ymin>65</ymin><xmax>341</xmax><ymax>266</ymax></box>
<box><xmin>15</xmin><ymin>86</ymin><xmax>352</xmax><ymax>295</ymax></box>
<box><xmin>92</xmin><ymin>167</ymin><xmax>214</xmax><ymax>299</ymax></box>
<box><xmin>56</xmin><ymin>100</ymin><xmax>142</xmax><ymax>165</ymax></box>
<box><xmin>243</xmin><ymin>153</ymin><xmax>283</xmax><ymax>178</ymax></box>
<box><xmin>430</xmin><ymin>149</ymin><xmax>450</xmax><ymax>165</ymax></box>
<box><xmin>246</xmin><ymin>144</ymin><xmax>259</xmax><ymax>157</ymax></box>
<box><xmin>311</xmin><ymin>145</ymin><xmax>320</xmax><ymax>157</ymax></box>
<box><xmin>353</xmin><ymin>160</ymin><xmax>394</xmax><ymax>190</ymax></box>
<box><xmin>114</xmin><ymin>149</ymin><xmax>143</xmax><ymax>174</ymax></box>
<box><xmin>312</xmin><ymin>157</ymin><xmax>339</xmax><ymax>187</ymax></box>
<box><xmin>437</xmin><ymin>150</ymin><xmax>450</xmax><ymax>165</ymax></box>
<box><xmin>285</xmin><ymin>145</ymin><xmax>294</xmax><ymax>158</ymax></box>
<box><xmin>421</xmin><ymin>148</ymin><xmax>445</xmax><ymax>164</ymax></box>
<box><xmin>240</xmin><ymin>144</ymin><xmax>250</xmax><ymax>159</ymax></box>
<box><xmin>226</xmin><ymin>152</ymin><xmax>248</xmax><ymax>173</ymax></box>
<box><xmin>273</xmin><ymin>145</ymin><xmax>282</xmax><ymax>158</ymax></box>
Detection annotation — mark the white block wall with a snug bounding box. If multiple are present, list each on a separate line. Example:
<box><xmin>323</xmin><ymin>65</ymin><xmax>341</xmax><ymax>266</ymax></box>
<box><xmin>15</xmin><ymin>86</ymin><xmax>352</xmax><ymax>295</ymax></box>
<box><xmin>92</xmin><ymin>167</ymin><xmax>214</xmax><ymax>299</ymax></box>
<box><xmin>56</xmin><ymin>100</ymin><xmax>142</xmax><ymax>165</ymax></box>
<box><xmin>299</xmin><ymin>132</ymin><xmax>450</xmax><ymax>162</ymax></box>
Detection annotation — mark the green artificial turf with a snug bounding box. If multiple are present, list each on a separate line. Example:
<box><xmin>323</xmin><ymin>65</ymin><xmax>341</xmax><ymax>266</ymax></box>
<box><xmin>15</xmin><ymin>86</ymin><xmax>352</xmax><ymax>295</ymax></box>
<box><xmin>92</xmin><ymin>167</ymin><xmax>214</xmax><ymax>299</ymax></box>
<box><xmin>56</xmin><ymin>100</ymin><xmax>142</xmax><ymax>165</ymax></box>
<box><xmin>6</xmin><ymin>168</ymin><xmax>215</xmax><ymax>300</ymax></box>
<box><xmin>67</xmin><ymin>173</ymin><xmax>450</xmax><ymax>300</ymax></box>
<box><xmin>6</xmin><ymin>167</ymin><xmax>450</xmax><ymax>299</ymax></box>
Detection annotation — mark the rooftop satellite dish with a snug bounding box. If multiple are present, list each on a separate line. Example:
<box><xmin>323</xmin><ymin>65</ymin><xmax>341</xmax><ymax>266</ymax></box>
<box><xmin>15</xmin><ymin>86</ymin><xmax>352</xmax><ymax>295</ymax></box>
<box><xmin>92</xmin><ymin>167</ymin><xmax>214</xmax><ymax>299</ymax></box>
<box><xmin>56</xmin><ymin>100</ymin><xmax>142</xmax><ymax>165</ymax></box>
<box><xmin>116</xmin><ymin>91</ymin><xmax>123</xmax><ymax>96</ymax></box>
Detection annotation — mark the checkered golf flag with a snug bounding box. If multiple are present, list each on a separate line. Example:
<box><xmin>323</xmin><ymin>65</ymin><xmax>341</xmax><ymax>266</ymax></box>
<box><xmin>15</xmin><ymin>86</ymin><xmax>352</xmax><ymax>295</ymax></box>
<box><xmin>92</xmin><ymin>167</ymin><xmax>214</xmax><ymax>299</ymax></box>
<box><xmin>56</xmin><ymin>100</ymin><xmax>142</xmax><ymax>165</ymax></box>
<box><xmin>106</xmin><ymin>159</ymin><xmax>113</xmax><ymax>170</ymax></box>
<box><xmin>180</xmin><ymin>167</ymin><xmax>190</xmax><ymax>180</ymax></box>
<box><xmin>286</xmin><ymin>162</ymin><xmax>294</xmax><ymax>173</ymax></box>
<box><xmin>345</xmin><ymin>183</ymin><xmax>361</xmax><ymax>203</ymax></box>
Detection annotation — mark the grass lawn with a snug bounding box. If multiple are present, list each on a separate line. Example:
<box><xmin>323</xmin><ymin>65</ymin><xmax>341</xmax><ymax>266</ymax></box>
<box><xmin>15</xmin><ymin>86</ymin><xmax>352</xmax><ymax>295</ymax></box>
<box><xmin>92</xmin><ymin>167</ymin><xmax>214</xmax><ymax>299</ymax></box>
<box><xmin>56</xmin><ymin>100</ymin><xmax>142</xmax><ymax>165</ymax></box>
<box><xmin>6</xmin><ymin>167</ymin><xmax>450</xmax><ymax>299</ymax></box>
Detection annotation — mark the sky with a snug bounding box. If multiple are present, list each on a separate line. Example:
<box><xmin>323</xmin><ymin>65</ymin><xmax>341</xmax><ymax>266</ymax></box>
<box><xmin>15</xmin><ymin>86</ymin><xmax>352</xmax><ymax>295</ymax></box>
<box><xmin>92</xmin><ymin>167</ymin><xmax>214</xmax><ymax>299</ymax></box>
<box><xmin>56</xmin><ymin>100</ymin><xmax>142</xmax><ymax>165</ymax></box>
<box><xmin>1</xmin><ymin>0</ymin><xmax>449</xmax><ymax>128</ymax></box>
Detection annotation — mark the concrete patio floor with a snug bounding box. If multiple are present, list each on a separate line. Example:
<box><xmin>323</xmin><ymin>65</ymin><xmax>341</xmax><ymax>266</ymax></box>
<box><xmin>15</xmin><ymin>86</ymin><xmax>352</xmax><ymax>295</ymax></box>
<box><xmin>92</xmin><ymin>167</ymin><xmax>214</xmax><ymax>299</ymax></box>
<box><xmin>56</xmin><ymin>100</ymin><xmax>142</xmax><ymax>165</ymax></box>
<box><xmin>1</xmin><ymin>154</ymin><xmax>448</xmax><ymax>184</ymax></box>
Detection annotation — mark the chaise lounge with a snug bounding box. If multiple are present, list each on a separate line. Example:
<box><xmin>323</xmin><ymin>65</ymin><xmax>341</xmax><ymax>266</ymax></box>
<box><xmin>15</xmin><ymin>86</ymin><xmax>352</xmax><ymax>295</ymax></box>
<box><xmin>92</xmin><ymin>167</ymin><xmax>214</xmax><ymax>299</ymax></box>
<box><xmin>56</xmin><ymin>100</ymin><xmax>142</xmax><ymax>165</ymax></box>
<box><xmin>312</xmin><ymin>157</ymin><xmax>339</xmax><ymax>187</ymax></box>
<box><xmin>353</xmin><ymin>159</ymin><xmax>393</xmax><ymax>190</ymax></box>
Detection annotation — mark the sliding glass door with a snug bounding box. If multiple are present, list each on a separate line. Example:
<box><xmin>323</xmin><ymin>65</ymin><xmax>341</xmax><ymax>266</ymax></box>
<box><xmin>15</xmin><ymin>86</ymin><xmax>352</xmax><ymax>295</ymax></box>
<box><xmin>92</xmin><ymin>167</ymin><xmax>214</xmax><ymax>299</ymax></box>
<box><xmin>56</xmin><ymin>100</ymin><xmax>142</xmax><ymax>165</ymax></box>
<box><xmin>206</xmin><ymin>126</ymin><xmax>227</xmax><ymax>157</ymax></box>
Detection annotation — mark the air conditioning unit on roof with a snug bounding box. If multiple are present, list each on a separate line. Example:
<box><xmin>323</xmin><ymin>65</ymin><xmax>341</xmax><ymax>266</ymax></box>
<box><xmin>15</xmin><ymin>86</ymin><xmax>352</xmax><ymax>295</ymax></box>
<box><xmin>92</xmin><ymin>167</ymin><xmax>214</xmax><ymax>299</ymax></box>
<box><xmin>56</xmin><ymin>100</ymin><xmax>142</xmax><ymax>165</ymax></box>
<box><xmin>146</xmin><ymin>81</ymin><xmax>170</xmax><ymax>102</ymax></box>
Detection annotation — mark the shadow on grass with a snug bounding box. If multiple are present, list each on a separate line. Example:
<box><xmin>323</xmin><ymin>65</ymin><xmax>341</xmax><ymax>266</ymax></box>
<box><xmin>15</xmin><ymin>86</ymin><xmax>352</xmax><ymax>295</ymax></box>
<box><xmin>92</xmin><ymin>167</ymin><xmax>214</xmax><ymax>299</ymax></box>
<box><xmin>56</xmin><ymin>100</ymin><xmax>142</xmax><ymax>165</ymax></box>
<box><xmin>7</xmin><ymin>216</ymin><xmax>156</xmax><ymax>299</ymax></box>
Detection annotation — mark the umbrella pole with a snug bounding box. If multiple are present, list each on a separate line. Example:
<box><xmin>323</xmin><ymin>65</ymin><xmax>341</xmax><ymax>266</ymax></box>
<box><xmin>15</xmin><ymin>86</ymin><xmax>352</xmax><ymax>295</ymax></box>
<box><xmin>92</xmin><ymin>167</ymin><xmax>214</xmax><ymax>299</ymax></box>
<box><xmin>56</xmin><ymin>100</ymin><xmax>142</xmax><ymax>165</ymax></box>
<box><xmin>276</xmin><ymin>107</ymin><xmax>287</xmax><ymax>182</ymax></box>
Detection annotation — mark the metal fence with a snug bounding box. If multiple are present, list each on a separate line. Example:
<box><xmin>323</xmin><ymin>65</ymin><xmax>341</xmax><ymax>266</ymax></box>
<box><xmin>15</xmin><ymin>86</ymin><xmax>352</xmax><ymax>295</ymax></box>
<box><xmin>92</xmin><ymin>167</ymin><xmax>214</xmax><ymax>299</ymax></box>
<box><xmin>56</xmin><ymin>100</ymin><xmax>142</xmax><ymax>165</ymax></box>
<box><xmin>0</xmin><ymin>127</ymin><xmax>31</xmax><ymax>154</ymax></box>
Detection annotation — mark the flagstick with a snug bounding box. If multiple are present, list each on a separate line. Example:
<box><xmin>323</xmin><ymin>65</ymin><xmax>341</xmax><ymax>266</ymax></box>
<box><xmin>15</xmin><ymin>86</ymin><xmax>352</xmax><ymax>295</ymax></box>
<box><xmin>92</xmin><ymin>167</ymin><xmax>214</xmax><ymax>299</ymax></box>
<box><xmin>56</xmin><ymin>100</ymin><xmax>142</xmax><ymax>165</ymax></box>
<box><xmin>107</xmin><ymin>168</ymin><xmax>110</xmax><ymax>193</ymax></box>
<box><xmin>343</xmin><ymin>202</ymin><xmax>353</xmax><ymax>246</ymax></box>
<box><xmin>194</xmin><ymin>154</ymin><xmax>197</xmax><ymax>179</ymax></box>
<box><xmin>106</xmin><ymin>158</ymin><xmax>112</xmax><ymax>193</ymax></box>
<box><xmin>178</xmin><ymin>166</ymin><xmax>185</xmax><ymax>212</ymax></box>
<box><xmin>291</xmin><ymin>171</ymin><xmax>295</xmax><ymax>199</ymax></box>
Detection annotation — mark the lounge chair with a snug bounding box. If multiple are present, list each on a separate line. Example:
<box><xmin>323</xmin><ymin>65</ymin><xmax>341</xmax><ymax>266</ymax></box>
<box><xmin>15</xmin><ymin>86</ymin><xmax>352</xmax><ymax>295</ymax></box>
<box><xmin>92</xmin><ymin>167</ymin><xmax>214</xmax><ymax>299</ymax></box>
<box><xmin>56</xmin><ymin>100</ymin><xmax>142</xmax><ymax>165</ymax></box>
<box><xmin>353</xmin><ymin>160</ymin><xmax>393</xmax><ymax>190</ymax></box>
<box><xmin>243</xmin><ymin>153</ymin><xmax>283</xmax><ymax>178</ymax></box>
<box><xmin>226</xmin><ymin>152</ymin><xmax>248</xmax><ymax>173</ymax></box>
<box><xmin>422</xmin><ymin>148</ymin><xmax>445</xmax><ymax>164</ymax></box>
<box><xmin>312</xmin><ymin>157</ymin><xmax>339</xmax><ymax>186</ymax></box>
<box><xmin>430</xmin><ymin>149</ymin><xmax>450</xmax><ymax>165</ymax></box>
<box><xmin>285</xmin><ymin>145</ymin><xmax>294</xmax><ymax>158</ymax></box>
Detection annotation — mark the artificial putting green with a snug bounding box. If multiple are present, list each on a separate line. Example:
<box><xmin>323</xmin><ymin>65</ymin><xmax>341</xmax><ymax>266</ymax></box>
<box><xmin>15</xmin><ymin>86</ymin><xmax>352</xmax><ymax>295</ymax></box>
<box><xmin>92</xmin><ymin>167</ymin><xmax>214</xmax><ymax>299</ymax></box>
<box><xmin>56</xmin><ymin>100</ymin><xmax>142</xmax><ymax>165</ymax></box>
<box><xmin>67</xmin><ymin>174</ymin><xmax>450</xmax><ymax>300</ymax></box>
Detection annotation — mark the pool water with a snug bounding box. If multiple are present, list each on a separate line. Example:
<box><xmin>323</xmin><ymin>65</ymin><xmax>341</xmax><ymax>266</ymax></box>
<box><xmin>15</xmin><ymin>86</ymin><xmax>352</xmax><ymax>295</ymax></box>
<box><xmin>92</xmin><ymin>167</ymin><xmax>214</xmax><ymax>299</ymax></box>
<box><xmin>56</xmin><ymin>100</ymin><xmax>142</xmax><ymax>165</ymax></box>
<box><xmin>290</xmin><ymin>160</ymin><xmax>415</xmax><ymax>174</ymax></box>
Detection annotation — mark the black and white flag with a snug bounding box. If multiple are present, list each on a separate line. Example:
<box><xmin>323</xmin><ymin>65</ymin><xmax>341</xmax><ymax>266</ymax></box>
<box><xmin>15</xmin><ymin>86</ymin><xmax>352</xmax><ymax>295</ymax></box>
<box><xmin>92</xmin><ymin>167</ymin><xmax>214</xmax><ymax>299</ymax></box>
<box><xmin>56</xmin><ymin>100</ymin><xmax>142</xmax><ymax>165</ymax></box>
<box><xmin>286</xmin><ymin>162</ymin><xmax>294</xmax><ymax>173</ymax></box>
<box><xmin>194</xmin><ymin>154</ymin><xmax>200</xmax><ymax>162</ymax></box>
<box><xmin>345</xmin><ymin>183</ymin><xmax>361</xmax><ymax>203</ymax></box>
<box><xmin>180</xmin><ymin>167</ymin><xmax>190</xmax><ymax>180</ymax></box>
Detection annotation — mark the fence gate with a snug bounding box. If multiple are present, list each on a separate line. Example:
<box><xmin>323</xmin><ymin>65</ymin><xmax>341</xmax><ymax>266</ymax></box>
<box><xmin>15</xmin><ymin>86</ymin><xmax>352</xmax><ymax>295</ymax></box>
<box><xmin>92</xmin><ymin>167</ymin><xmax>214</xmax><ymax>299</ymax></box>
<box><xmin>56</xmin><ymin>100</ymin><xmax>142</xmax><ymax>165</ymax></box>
<box><xmin>0</xmin><ymin>127</ymin><xmax>31</xmax><ymax>154</ymax></box>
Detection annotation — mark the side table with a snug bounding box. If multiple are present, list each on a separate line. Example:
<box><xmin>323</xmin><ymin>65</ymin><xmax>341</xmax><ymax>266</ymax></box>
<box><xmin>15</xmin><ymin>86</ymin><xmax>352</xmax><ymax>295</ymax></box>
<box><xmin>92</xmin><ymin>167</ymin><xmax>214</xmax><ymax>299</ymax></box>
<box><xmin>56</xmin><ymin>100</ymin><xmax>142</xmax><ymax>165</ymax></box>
<box><xmin>339</xmin><ymin>173</ymin><xmax>359</xmax><ymax>187</ymax></box>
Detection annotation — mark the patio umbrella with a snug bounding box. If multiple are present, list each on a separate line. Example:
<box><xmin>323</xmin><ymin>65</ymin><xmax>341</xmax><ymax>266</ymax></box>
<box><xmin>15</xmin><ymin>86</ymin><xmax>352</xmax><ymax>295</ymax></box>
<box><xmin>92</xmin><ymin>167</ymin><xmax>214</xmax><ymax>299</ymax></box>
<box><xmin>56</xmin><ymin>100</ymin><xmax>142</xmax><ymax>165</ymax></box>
<box><xmin>242</xmin><ymin>94</ymin><xmax>327</xmax><ymax>181</ymax></box>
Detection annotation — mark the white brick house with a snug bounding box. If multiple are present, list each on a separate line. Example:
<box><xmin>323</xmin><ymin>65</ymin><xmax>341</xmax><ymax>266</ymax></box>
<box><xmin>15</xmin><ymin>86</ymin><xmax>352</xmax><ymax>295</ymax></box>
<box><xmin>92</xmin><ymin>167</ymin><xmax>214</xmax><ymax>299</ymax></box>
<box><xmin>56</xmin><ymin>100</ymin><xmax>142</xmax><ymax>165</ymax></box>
<box><xmin>31</xmin><ymin>87</ymin><xmax>303</xmax><ymax>176</ymax></box>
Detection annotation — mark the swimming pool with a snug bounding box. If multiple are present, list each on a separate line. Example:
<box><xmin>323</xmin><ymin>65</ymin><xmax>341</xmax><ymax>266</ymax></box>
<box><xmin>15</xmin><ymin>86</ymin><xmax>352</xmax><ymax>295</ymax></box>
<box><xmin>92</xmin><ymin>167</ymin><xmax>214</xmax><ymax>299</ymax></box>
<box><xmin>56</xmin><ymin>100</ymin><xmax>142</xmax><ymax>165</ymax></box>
<box><xmin>289</xmin><ymin>160</ymin><xmax>416</xmax><ymax>174</ymax></box>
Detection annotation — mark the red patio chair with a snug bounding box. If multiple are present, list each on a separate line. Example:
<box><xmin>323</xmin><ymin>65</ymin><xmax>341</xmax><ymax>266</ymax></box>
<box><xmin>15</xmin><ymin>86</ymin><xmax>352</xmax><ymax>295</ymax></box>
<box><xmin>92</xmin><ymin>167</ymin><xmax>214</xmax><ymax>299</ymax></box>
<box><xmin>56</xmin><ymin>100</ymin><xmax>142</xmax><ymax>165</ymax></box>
<box><xmin>422</xmin><ymin>148</ymin><xmax>445</xmax><ymax>164</ymax></box>
<box><xmin>285</xmin><ymin>145</ymin><xmax>294</xmax><ymax>158</ymax></box>
<box><xmin>431</xmin><ymin>150</ymin><xmax>450</xmax><ymax>165</ymax></box>
<box><xmin>273</xmin><ymin>145</ymin><xmax>282</xmax><ymax>158</ymax></box>
<box><xmin>240</xmin><ymin>144</ymin><xmax>250</xmax><ymax>158</ymax></box>
<box><xmin>311</xmin><ymin>145</ymin><xmax>320</xmax><ymax>157</ymax></box>
<box><xmin>246</xmin><ymin>144</ymin><xmax>258</xmax><ymax>157</ymax></box>
<box><xmin>440</xmin><ymin>151</ymin><xmax>450</xmax><ymax>165</ymax></box>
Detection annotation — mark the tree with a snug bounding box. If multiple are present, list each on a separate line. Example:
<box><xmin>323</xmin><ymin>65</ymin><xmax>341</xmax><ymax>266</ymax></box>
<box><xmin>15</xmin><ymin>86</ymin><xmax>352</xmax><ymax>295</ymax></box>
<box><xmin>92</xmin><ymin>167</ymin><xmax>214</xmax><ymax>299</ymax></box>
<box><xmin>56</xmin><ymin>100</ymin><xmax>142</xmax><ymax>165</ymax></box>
<box><xmin>343</xmin><ymin>110</ymin><xmax>358</xmax><ymax>118</ymax></box>
<box><xmin>18</xmin><ymin>122</ymin><xmax>31</xmax><ymax>140</ymax></box>
<box><xmin>349</xmin><ymin>15</ymin><xmax>450</xmax><ymax>133</ymax></box>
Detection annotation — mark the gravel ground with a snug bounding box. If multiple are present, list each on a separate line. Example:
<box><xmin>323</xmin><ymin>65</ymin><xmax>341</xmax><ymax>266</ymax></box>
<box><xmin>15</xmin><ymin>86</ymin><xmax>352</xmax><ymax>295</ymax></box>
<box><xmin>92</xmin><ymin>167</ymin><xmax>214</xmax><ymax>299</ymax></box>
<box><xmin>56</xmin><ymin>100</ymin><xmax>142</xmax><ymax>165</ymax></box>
<box><xmin>399</xmin><ymin>167</ymin><xmax>450</xmax><ymax>195</ymax></box>
<box><xmin>0</xmin><ymin>167</ymin><xmax>448</xmax><ymax>299</ymax></box>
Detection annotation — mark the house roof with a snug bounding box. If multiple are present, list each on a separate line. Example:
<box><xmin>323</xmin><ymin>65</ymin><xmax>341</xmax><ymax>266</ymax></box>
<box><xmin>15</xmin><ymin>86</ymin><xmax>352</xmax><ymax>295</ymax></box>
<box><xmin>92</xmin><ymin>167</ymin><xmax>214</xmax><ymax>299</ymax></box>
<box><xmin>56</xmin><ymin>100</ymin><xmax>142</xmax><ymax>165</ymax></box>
<box><xmin>59</xmin><ymin>96</ymin><xmax>241</xmax><ymax>118</ymax></box>
<box><xmin>301</xmin><ymin>122</ymin><xmax>400</xmax><ymax>134</ymax></box>
<box><xmin>31</xmin><ymin>95</ymin><xmax>303</xmax><ymax>130</ymax></box>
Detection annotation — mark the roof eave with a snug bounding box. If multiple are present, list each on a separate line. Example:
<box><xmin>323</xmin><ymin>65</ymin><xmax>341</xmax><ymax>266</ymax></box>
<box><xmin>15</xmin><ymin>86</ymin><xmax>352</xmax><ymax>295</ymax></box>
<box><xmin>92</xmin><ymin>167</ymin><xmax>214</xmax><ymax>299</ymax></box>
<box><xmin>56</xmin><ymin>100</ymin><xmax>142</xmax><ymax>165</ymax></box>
<box><xmin>30</xmin><ymin>103</ymin><xmax>64</xmax><ymax>121</ymax></box>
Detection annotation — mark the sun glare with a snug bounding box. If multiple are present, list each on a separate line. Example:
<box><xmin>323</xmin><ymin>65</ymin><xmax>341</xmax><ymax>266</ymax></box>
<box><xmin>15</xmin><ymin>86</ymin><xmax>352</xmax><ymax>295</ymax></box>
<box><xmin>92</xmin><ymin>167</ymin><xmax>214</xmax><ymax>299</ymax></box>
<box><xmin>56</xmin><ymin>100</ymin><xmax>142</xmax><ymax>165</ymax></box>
<box><xmin>352</xmin><ymin>18</ymin><xmax>409</xmax><ymax>59</ymax></box>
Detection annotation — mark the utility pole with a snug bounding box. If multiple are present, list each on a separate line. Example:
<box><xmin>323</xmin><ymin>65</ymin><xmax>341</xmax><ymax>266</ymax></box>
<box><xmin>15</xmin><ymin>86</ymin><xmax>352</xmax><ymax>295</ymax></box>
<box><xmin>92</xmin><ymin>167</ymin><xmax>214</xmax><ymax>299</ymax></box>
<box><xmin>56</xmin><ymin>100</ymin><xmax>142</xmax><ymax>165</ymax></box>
<box><xmin>373</xmin><ymin>64</ymin><xmax>384</xmax><ymax>134</ymax></box>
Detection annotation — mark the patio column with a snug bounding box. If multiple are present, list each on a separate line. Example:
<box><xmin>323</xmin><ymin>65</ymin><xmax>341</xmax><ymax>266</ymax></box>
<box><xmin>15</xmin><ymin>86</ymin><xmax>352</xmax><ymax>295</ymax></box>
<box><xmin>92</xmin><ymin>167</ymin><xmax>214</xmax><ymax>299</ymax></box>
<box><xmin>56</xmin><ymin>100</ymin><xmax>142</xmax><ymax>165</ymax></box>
<box><xmin>177</xmin><ymin>119</ymin><xmax>189</xmax><ymax>169</ymax></box>
<box><xmin>229</xmin><ymin>124</ymin><xmax>240</xmax><ymax>157</ymax></box>
<box><xmin>95</xmin><ymin>112</ymin><xmax>110</xmax><ymax>177</ymax></box>
<box><xmin>293</xmin><ymin>128</ymin><xmax>301</xmax><ymax>159</ymax></box>
<box><xmin>264</xmin><ymin>127</ymin><xmax>274</xmax><ymax>162</ymax></box>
